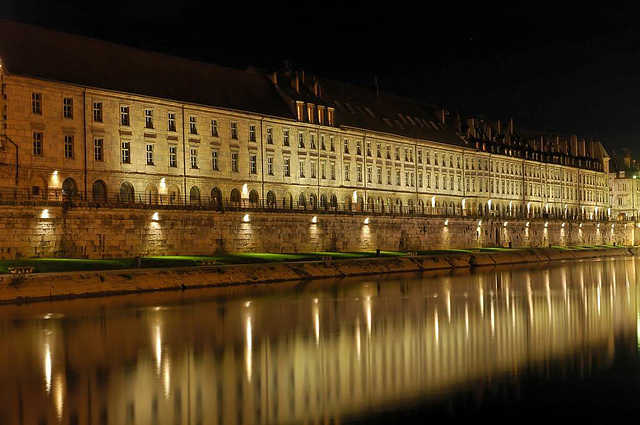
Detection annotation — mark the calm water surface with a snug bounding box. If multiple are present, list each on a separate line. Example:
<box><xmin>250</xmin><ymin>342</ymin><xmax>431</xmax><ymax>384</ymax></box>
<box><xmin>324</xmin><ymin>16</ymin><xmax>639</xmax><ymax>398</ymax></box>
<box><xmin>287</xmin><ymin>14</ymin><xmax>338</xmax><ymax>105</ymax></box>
<box><xmin>1</xmin><ymin>257</ymin><xmax>640</xmax><ymax>424</ymax></box>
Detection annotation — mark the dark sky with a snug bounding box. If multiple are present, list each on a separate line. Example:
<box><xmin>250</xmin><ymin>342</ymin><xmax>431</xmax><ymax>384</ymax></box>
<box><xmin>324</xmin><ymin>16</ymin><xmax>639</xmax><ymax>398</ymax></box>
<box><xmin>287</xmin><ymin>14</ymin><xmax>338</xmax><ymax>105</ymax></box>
<box><xmin>2</xmin><ymin>0</ymin><xmax>640</xmax><ymax>152</ymax></box>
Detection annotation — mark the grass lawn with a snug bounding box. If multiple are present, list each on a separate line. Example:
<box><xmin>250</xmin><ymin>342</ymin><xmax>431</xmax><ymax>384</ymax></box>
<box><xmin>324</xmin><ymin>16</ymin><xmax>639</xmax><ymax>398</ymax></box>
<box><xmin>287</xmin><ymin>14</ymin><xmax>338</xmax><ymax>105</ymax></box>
<box><xmin>0</xmin><ymin>245</ymin><xmax>623</xmax><ymax>274</ymax></box>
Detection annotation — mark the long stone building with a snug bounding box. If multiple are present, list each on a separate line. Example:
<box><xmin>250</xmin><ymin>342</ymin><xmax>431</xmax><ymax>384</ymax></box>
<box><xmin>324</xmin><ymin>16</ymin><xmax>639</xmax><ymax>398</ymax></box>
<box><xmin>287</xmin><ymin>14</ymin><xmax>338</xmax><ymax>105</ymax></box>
<box><xmin>0</xmin><ymin>20</ymin><xmax>613</xmax><ymax>221</ymax></box>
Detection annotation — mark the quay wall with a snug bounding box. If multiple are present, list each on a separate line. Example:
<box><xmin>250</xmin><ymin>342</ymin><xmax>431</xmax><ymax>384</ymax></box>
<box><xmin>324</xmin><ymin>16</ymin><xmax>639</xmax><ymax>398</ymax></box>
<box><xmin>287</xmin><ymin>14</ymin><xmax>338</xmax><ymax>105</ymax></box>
<box><xmin>0</xmin><ymin>206</ymin><xmax>636</xmax><ymax>259</ymax></box>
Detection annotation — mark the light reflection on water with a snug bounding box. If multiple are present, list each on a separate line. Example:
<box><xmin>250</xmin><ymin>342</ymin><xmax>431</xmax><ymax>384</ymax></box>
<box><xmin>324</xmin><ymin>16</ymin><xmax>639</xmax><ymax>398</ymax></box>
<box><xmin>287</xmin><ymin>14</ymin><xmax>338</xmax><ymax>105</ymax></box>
<box><xmin>0</xmin><ymin>257</ymin><xmax>638</xmax><ymax>424</ymax></box>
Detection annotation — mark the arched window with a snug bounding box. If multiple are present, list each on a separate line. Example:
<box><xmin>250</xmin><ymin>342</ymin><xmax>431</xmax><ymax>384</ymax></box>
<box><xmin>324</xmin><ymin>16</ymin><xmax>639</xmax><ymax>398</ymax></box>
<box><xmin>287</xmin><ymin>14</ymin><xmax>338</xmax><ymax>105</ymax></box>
<box><xmin>230</xmin><ymin>188</ymin><xmax>241</xmax><ymax>207</ymax></box>
<box><xmin>395</xmin><ymin>198</ymin><xmax>403</xmax><ymax>213</ymax></box>
<box><xmin>189</xmin><ymin>186</ymin><xmax>201</xmax><ymax>204</ymax></box>
<box><xmin>119</xmin><ymin>181</ymin><xmax>135</xmax><ymax>203</ymax></box>
<box><xmin>386</xmin><ymin>198</ymin><xmax>391</xmax><ymax>214</ymax></box>
<box><xmin>211</xmin><ymin>187</ymin><xmax>222</xmax><ymax>209</ymax></box>
<box><xmin>330</xmin><ymin>194</ymin><xmax>338</xmax><ymax>210</ymax></box>
<box><xmin>320</xmin><ymin>194</ymin><xmax>327</xmax><ymax>209</ymax></box>
<box><xmin>145</xmin><ymin>183</ymin><xmax>158</xmax><ymax>204</ymax></box>
<box><xmin>249</xmin><ymin>190</ymin><xmax>259</xmax><ymax>207</ymax></box>
<box><xmin>266</xmin><ymin>191</ymin><xmax>277</xmax><ymax>208</ymax></box>
<box><xmin>344</xmin><ymin>195</ymin><xmax>352</xmax><ymax>211</ymax></box>
<box><xmin>298</xmin><ymin>193</ymin><xmax>306</xmax><ymax>209</ymax></box>
<box><xmin>62</xmin><ymin>178</ymin><xmax>77</xmax><ymax>198</ymax></box>
<box><xmin>309</xmin><ymin>193</ymin><xmax>317</xmax><ymax>210</ymax></box>
<box><xmin>283</xmin><ymin>193</ymin><xmax>293</xmax><ymax>209</ymax></box>
<box><xmin>418</xmin><ymin>199</ymin><xmax>424</xmax><ymax>214</ymax></box>
<box><xmin>407</xmin><ymin>199</ymin><xmax>414</xmax><ymax>214</ymax></box>
<box><xmin>92</xmin><ymin>180</ymin><xmax>107</xmax><ymax>202</ymax></box>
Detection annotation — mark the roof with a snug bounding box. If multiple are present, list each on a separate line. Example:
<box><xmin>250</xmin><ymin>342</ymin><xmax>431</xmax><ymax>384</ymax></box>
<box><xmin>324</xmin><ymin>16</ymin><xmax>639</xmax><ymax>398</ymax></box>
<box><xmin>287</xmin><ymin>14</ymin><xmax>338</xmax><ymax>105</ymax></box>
<box><xmin>0</xmin><ymin>19</ymin><xmax>295</xmax><ymax>119</ymax></box>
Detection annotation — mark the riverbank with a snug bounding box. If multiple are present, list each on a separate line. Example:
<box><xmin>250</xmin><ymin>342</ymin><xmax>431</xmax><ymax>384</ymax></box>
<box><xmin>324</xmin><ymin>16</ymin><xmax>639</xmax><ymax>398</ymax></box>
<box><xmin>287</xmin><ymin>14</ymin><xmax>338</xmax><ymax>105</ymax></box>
<box><xmin>0</xmin><ymin>246</ymin><xmax>636</xmax><ymax>304</ymax></box>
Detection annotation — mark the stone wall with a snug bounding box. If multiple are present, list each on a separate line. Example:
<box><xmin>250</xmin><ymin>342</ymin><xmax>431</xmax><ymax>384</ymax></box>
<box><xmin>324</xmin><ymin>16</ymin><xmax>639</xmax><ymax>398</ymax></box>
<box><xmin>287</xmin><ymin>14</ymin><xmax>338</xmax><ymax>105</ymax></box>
<box><xmin>0</xmin><ymin>206</ymin><xmax>635</xmax><ymax>259</ymax></box>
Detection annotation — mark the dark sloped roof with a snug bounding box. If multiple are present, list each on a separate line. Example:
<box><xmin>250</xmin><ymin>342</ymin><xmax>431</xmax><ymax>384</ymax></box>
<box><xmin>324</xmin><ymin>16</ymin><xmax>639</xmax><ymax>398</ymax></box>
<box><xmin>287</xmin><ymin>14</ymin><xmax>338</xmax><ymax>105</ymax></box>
<box><xmin>317</xmin><ymin>77</ymin><xmax>468</xmax><ymax>147</ymax></box>
<box><xmin>0</xmin><ymin>20</ymin><xmax>294</xmax><ymax>119</ymax></box>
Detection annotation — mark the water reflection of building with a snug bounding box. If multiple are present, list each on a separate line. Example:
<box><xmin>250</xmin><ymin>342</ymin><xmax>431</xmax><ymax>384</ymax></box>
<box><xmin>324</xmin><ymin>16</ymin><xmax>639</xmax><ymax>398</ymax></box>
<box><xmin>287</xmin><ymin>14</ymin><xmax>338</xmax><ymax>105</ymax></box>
<box><xmin>0</xmin><ymin>258</ymin><xmax>637</xmax><ymax>425</ymax></box>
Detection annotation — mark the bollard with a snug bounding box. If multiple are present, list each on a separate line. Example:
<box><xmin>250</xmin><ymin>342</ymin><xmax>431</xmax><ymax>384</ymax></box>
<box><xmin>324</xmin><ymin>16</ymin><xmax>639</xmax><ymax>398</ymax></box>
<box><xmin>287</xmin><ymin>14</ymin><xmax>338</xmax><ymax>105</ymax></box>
<box><xmin>376</xmin><ymin>248</ymin><xmax>381</xmax><ymax>257</ymax></box>
<box><xmin>135</xmin><ymin>256</ymin><xmax>142</xmax><ymax>268</ymax></box>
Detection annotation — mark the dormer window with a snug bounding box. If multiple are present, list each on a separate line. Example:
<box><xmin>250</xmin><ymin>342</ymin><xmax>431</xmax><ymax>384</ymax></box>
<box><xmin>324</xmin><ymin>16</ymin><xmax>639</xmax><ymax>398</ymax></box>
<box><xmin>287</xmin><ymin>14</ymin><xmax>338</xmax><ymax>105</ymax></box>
<box><xmin>318</xmin><ymin>106</ymin><xmax>325</xmax><ymax>125</ymax></box>
<box><xmin>307</xmin><ymin>104</ymin><xmax>315</xmax><ymax>124</ymax></box>
<box><xmin>327</xmin><ymin>108</ymin><xmax>335</xmax><ymax>126</ymax></box>
<box><xmin>296</xmin><ymin>102</ymin><xmax>304</xmax><ymax>121</ymax></box>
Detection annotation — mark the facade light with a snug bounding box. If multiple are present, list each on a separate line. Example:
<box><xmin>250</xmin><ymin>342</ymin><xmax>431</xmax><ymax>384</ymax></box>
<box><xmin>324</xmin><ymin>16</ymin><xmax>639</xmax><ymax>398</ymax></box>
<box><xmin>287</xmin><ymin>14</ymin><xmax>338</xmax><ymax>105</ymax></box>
<box><xmin>363</xmin><ymin>217</ymin><xmax>370</xmax><ymax>225</ymax></box>
<box><xmin>311</xmin><ymin>216</ymin><xmax>318</xmax><ymax>223</ymax></box>
<box><xmin>544</xmin><ymin>222</ymin><xmax>548</xmax><ymax>228</ymax></box>
<box><xmin>152</xmin><ymin>212</ymin><xmax>159</xmax><ymax>221</ymax></box>
<box><xmin>503</xmin><ymin>221</ymin><xmax>508</xmax><ymax>227</ymax></box>
<box><xmin>41</xmin><ymin>209</ymin><xmax>49</xmax><ymax>219</ymax></box>
<box><xmin>526</xmin><ymin>221</ymin><xmax>530</xmax><ymax>227</ymax></box>
<box><xmin>444</xmin><ymin>219</ymin><xmax>449</xmax><ymax>226</ymax></box>
<box><xmin>243</xmin><ymin>214</ymin><xmax>250</xmax><ymax>222</ymax></box>
<box><xmin>478</xmin><ymin>220</ymin><xmax>482</xmax><ymax>226</ymax></box>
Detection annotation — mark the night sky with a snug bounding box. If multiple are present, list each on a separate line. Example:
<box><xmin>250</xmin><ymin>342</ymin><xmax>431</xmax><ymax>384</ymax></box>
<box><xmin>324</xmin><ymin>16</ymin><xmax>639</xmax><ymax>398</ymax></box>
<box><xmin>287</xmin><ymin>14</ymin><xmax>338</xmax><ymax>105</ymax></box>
<box><xmin>2</xmin><ymin>0</ymin><xmax>640</xmax><ymax>153</ymax></box>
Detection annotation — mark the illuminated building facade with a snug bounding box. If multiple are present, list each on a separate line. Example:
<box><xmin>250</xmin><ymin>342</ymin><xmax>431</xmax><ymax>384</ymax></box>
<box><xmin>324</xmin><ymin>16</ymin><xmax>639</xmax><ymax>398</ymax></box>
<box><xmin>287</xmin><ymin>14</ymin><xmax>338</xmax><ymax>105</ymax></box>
<box><xmin>0</xmin><ymin>20</ymin><xmax>611</xmax><ymax>220</ymax></box>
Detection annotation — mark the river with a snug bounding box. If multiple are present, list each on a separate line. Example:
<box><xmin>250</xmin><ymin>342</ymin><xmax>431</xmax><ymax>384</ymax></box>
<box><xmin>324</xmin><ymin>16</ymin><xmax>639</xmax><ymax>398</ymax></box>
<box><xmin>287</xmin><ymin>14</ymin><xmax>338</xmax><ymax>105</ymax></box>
<box><xmin>0</xmin><ymin>257</ymin><xmax>638</xmax><ymax>424</ymax></box>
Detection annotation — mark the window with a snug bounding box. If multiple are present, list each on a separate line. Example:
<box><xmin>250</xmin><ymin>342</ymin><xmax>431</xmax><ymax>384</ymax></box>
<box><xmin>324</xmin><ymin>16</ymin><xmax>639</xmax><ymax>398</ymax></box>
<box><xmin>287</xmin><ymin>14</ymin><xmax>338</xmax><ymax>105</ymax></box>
<box><xmin>250</xmin><ymin>154</ymin><xmax>257</xmax><ymax>174</ymax></box>
<box><xmin>169</xmin><ymin>146</ymin><xmax>178</xmax><ymax>167</ymax></box>
<box><xmin>32</xmin><ymin>93</ymin><xmax>42</xmax><ymax>115</ymax></box>
<box><xmin>366</xmin><ymin>142</ymin><xmax>371</xmax><ymax>156</ymax></box>
<box><xmin>330</xmin><ymin>136</ymin><xmax>335</xmax><ymax>152</ymax></box>
<box><xmin>32</xmin><ymin>131</ymin><xmax>43</xmax><ymax>156</ymax></box>
<box><xmin>307</xmin><ymin>104</ymin><xmax>315</xmax><ymax>123</ymax></box>
<box><xmin>249</xmin><ymin>124</ymin><xmax>256</xmax><ymax>142</ymax></box>
<box><xmin>120</xmin><ymin>106</ymin><xmax>130</xmax><ymax>126</ymax></box>
<box><xmin>299</xmin><ymin>160</ymin><xmax>305</xmax><ymax>178</ymax></box>
<box><xmin>146</xmin><ymin>143</ymin><xmax>154</xmax><ymax>165</ymax></box>
<box><xmin>206</xmin><ymin>150</ymin><xmax>217</xmax><ymax>171</ymax></box>
<box><xmin>284</xmin><ymin>158</ymin><xmax>291</xmax><ymax>177</ymax></box>
<box><xmin>327</xmin><ymin>109</ymin><xmax>334</xmax><ymax>126</ymax></box>
<box><xmin>230</xmin><ymin>122</ymin><xmax>238</xmax><ymax>140</ymax></box>
<box><xmin>356</xmin><ymin>141</ymin><xmax>362</xmax><ymax>155</ymax></box>
<box><xmin>94</xmin><ymin>138</ymin><xmax>103</xmax><ymax>161</ymax></box>
<box><xmin>296</xmin><ymin>102</ymin><xmax>304</xmax><ymax>121</ymax></box>
<box><xmin>418</xmin><ymin>171</ymin><xmax>423</xmax><ymax>188</ymax></box>
<box><xmin>396</xmin><ymin>169</ymin><xmax>401</xmax><ymax>186</ymax></box>
<box><xmin>387</xmin><ymin>168</ymin><xmax>391</xmax><ymax>185</ymax></box>
<box><xmin>121</xmin><ymin>141</ymin><xmax>131</xmax><ymax>163</ymax></box>
<box><xmin>145</xmin><ymin>109</ymin><xmax>153</xmax><ymax>129</ymax></box>
<box><xmin>190</xmin><ymin>148</ymin><xmax>198</xmax><ymax>169</ymax></box>
<box><xmin>427</xmin><ymin>173</ymin><xmax>431</xmax><ymax>188</ymax></box>
<box><xmin>344</xmin><ymin>164</ymin><xmax>350</xmax><ymax>181</ymax></box>
<box><xmin>189</xmin><ymin>116</ymin><xmax>198</xmax><ymax>135</ymax></box>
<box><xmin>377</xmin><ymin>166</ymin><xmax>382</xmax><ymax>184</ymax></box>
<box><xmin>404</xmin><ymin>148</ymin><xmax>408</xmax><ymax>162</ymax></box>
<box><xmin>386</xmin><ymin>146</ymin><xmax>391</xmax><ymax>159</ymax></box>
<box><xmin>321</xmin><ymin>161</ymin><xmax>326</xmax><ymax>179</ymax></box>
<box><xmin>168</xmin><ymin>113</ymin><xmax>176</xmax><ymax>132</ymax></box>
<box><xmin>367</xmin><ymin>166</ymin><xmax>372</xmax><ymax>183</ymax></box>
<box><xmin>330</xmin><ymin>162</ymin><xmax>336</xmax><ymax>180</ymax></box>
<box><xmin>231</xmin><ymin>152</ymin><xmax>238</xmax><ymax>172</ymax></box>
<box><xmin>344</xmin><ymin>139</ymin><xmax>349</xmax><ymax>154</ymax></box>
<box><xmin>283</xmin><ymin>128</ymin><xmax>290</xmax><ymax>146</ymax></box>
<box><xmin>266</xmin><ymin>127</ymin><xmax>273</xmax><ymax>144</ymax></box>
<box><xmin>310</xmin><ymin>133</ymin><xmax>316</xmax><ymax>149</ymax></box>
<box><xmin>377</xmin><ymin>144</ymin><xmax>381</xmax><ymax>158</ymax></box>
<box><xmin>311</xmin><ymin>162</ymin><xmax>316</xmax><ymax>178</ymax></box>
<box><xmin>298</xmin><ymin>132</ymin><xmax>305</xmax><ymax>148</ymax></box>
<box><xmin>267</xmin><ymin>157</ymin><xmax>274</xmax><ymax>175</ymax></box>
<box><xmin>395</xmin><ymin>147</ymin><xmax>400</xmax><ymax>160</ymax></box>
<box><xmin>64</xmin><ymin>135</ymin><xmax>74</xmax><ymax>158</ymax></box>
<box><xmin>93</xmin><ymin>102</ymin><xmax>103</xmax><ymax>122</ymax></box>
<box><xmin>357</xmin><ymin>164</ymin><xmax>363</xmax><ymax>182</ymax></box>
<box><xmin>211</xmin><ymin>119</ymin><xmax>219</xmax><ymax>137</ymax></box>
<box><xmin>418</xmin><ymin>150</ymin><xmax>422</xmax><ymax>163</ymax></box>
<box><xmin>63</xmin><ymin>98</ymin><xmax>73</xmax><ymax>119</ymax></box>
<box><xmin>320</xmin><ymin>135</ymin><xmax>326</xmax><ymax>150</ymax></box>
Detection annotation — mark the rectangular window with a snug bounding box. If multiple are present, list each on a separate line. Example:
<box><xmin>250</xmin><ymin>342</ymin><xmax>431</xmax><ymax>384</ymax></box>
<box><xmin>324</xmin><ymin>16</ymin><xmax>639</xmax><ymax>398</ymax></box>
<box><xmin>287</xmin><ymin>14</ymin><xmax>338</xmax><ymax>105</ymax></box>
<box><xmin>231</xmin><ymin>152</ymin><xmax>238</xmax><ymax>172</ymax></box>
<box><xmin>377</xmin><ymin>166</ymin><xmax>382</xmax><ymax>184</ymax></box>
<box><xmin>120</xmin><ymin>106</ymin><xmax>130</xmax><ymax>126</ymax></box>
<box><xmin>387</xmin><ymin>168</ymin><xmax>391</xmax><ymax>185</ymax></box>
<box><xmin>250</xmin><ymin>154</ymin><xmax>257</xmax><ymax>174</ymax></box>
<box><xmin>64</xmin><ymin>135</ymin><xmax>74</xmax><ymax>159</ymax></box>
<box><xmin>63</xmin><ymin>98</ymin><xmax>73</xmax><ymax>119</ymax></box>
<box><xmin>266</xmin><ymin>127</ymin><xmax>273</xmax><ymax>144</ymax></box>
<box><xmin>283</xmin><ymin>128</ymin><xmax>290</xmax><ymax>146</ymax></box>
<box><xmin>330</xmin><ymin>162</ymin><xmax>336</xmax><ymax>180</ymax></box>
<box><xmin>344</xmin><ymin>164</ymin><xmax>350</xmax><ymax>181</ymax></box>
<box><xmin>330</xmin><ymin>136</ymin><xmax>335</xmax><ymax>152</ymax></box>
<box><xmin>284</xmin><ymin>158</ymin><xmax>291</xmax><ymax>177</ymax></box>
<box><xmin>212</xmin><ymin>150</ymin><xmax>219</xmax><ymax>170</ymax></box>
<box><xmin>169</xmin><ymin>146</ymin><xmax>178</xmax><ymax>167</ymax></box>
<box><xmin>311</xmin><ymin>162</ymin><xmax>316</xmax><ymax>178</ymax></box>
<box><xmin>32</xmin><ymin>132</ymin><xmax>43</xmax><ymax>156</ymax></box>
<box><xmin>396</xmin><ymin>169</ymin><xmax>401</xmax><ymax>186</ymax></box>
<box><xmin>93</xmin><ymin>102</ymin><xmax>103</xmax><ymax>122</ymax></box>
<box><xmin>418</xmin><ymin>150</ymin><xmax>422</xmax><ymax>163</ymax></box>
<box><xmin>121</xmin><ymin>141</ymin><xmax>131</xmax><ymax>163</ymax></box>
<box><xmin>145</xmin><ymin>109</ymin><xmax>153</xmax><ymax>129</ymax></box>
<box><xmin>211</xmin><ymin>119</ymin><xmax>219</xmax><ymax>137</ymax></box>
<box><xmin>367</xmin><ymin>166</ymin><xmax>372</xmax><ymax>183</ymax></box>
<box><xmin>356</xmin><ymin>141</ymin><xmax>362</xmax><ymax>155</ymax></box>
<box><xmin>230</xmin><ymin>122</ymin><xmax>238</xmax><ymax>140</ymax></box>
<box><xmin>189</xmin><ymin>148</ymin><xmax>198</xmax><ymax>169</ymax></box>
<box><xmin>321</xmin><ymin>161</ymin><xmax>326</xmax><ymax>179</ymax></box>
<box><xmin>310</xmin><ymin>133</ymin><xmax>316</xmax><ymax>150</ymax></box>
<box><xmin>267</xmin><ymin>157</ymin><xmax>274</xmax><ymax>175</ymax></box>
<box><xmin>366</xmin><ymin>142</ymin><xmax>371</xmax><ymax>157</ymax></box>
<box><xmin>146</xmin><ymin>143</ymin><xmax>154</xmax><ymax>165</ymax></box>
<box><xmin>344</xmin><ymin>139</ymin><xmax>349</xmax><ymax>154</ymax></box>
<box><xmin>94</xmin><ymin>138</ymin><xmax>103</xmax><ymax>161</ymax></box>
<box><xmin>168</xmin><ymin>113</ymin><xmax>176</xmax><ymax>132</ymax></box>
<box><xmin>418</xmin><ymin>171</ymin><xmax>423</xmax><ymax>188</ymax></box>
<box><xmin>386</xmin><ymin>146</ymin><xmax>391</xmax><ymax>159</ymax></box>
<box><xmin>189</xmin><ymin>116</ymin><xmax>198</xmax><ymax>135</ymax></box>
<box><xmin>298</xmin><ymin>132</ymin><xmax>305</xmax><ymax>148</ymax></box>
<box><xmin>32</xmin><ymin>93</ymin><xmax>42</xmax><ymax>115</ymax></box>
<box><xmin>357</xmin><ymin>165</ymin><xmax>363</xmax><ymax>182</ymax></box>
<box><xmin>249</xmin><ymin>124</ymin><xmax>256</xmax><ymax>142</ymax></box>
<box><xmin>299</xmin><ymin>160</ymin><xmax>305</xmax><ymax>178</ymax></box>
<box><xmin>320</xmin><ymin>135</ymin><xmax>326</xmax><ymax>150</ymax></box>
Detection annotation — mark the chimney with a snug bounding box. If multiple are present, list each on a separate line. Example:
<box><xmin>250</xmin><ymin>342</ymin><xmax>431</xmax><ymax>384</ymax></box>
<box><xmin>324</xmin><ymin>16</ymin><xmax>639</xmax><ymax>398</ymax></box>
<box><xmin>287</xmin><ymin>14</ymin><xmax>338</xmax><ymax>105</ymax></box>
<box><xmin>301</xmin><ymin>69</ymin><xmax>306</xmax><ymax>84</ymax></box>
<box><xmin>579</xmin><ymin>139</ymin><xmax>586</xmax><ymax>157</ymax></box>
<box><xmin>268</xmin><ymin>70</ymin><xmax>278</xmax><ymax>85</ymax></box>
<box><xmin>440</xmin><ymin>108</ymin><xmax>446</xmax><ymax>124</ymax></box>
<box><xmin>623</xmin><ymin>148</ymin><xmax>631</xmax><ymax>167</ymax></box>
<box><xmin>560</xmin><ymin>139</ymin><xmax>569</xmax><ymax>155</ymax></box>
<box><xmin>570</xmin><ymin>135</ymin><xmax>578</xmax><ymax>156</ymax></box>
<box><xmin>496</xmin><ymin>120</ymin><xmax>501</xmax><ymax>134</ymax></box>
<box><xmin>312</xmin><ymin>80</ymin><xmax>320</xmax><ymax>97</ymax></box>
<box><xmin>553</xmin><ymin>136</ymin><xmax>560</xmax><ymax>153</ymax></box>
<box><xmin>467</xmin><ymin>118</ymin><xmax>477</xmax><ymax>138</ymax></box>
<box><xmin>291</xmin><ymin>72</ymin><xmax>300</xmax><ymax>93</ymax></box>
<box><xmin>509</xmin><ymin>118</ymin><xmax>514</xmax><ymax>134</ymax></box>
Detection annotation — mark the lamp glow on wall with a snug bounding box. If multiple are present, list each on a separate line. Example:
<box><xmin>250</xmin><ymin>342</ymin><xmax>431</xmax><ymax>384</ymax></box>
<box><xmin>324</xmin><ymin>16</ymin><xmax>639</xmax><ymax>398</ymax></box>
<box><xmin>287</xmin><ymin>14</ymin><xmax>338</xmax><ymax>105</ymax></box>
<box><xmin>152</xmin><ymin>212</ymin><xmax>159</xmax><ymax>221</ymax></box>
<box><xmin>461</xmin><ymin>198</ymin><xmax>466</xmax><ymax>210</ymax></box>
<box><xmin>159</xmin><ymin>178</ymin><xmax>166</xmax><ymax>191</ymax></box>
<box><xmin>544</xmin><ymin>221</ymin><xmax>549</xmax><ymax>228</ymax></box>
<box><xmin>527</xmin><ymin>202</ymin><xmax>531</xmax><ymax>214</ymax></box>
<box><xmin>352</xmin><ymin>190</ymin><xmax>358</xmax><ymax>203</ymax></box>
<box><xmin>526</xmin><ymin>221</ymin><xmax>530</xmax><ymax>227</ymax></box>
<box><xmin>41</xmin><ymin>209</ymin><xmax>50</xmax><ymax>219</ymax></box>
<box><xmin>503</xmin><ymin>221</ymin><xmax>508</xmax><ymax>227</ymax></box>
<box><xmin>311</xmin><ymin>216</ymin><xmax>318</xmax><ymax>223</ymax></box>
<box><xmin>363</xmin><ymin>217</ymin><xmax>370</xmax><ymax>225</ymax></box>
<box><xmin>242</xmin><ymin>184</ymin><xmax>249</xmax><ymax>198</ymax></box>
<box><xmin>243</xmin><ymin>214</ymin><xmax>250</xmax><ymax>222</ymax></box>
<box><xmin>431</xmin><ymin>196</ymin><xmax>436</xmax><ymax>208</ymax></box>
<box><xmin>444</xmin><ymin>219</ymin><xmax>449</xmax><ymax>226</ymax></box>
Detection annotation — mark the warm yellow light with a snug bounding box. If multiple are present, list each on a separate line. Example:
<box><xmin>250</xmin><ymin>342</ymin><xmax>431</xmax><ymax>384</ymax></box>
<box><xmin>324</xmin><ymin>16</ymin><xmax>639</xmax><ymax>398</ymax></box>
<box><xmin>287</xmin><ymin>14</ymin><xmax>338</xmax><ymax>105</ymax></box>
<box><xmin>503</xmin><ymin>221</ymin><xmax>508</xmax><ymax>227</ymax></box>
<box><xmin>478</xmin><ymin>220</ymin><xmax>482</xmax><ymax>226</ymax></box>
<box><xmin>311</xmin><ymin>216</ymin><xmax>318</xmax><ymax>223</ymax></box>
<box><xmin>242</xmin><ymin>184</ymin><xmax>249</xmax><ymax>197</ymax></box>
<box><xmin>562</xmin><ymin>222</ymin><xmax>565</xmax><ymax>227</ymax></box>
<box><xmin>444</xmin><ymin>219</ymin><xmax>449</xmax><ymax>226</ymax></box>
<box><xmin>243</xmin><ymin>214</ymin><xmax>250</xmax><ymax>222</ymax></box>
<box><xmin>526</xmin><ymin>221</ymin><xmax>530</xmax><ymax>227</ymax></box>
<box><xmin>544</xmin><ymin>221</ymin><xmax>548</xmax><ymax>228</ymax></box>
<box><xmin>152</xmin><ymin>212</ymin><xmax>159</xmax><ymax>221</ymax></box>
<box><xmin>41</xmin><ymin>209</ymin><xmax>50</xmax><ymax>219</ymax></box>
<box><xmin>363</xmin><ymin>217</ymin><xmax>370</xmax><ymax>225</ymax></box>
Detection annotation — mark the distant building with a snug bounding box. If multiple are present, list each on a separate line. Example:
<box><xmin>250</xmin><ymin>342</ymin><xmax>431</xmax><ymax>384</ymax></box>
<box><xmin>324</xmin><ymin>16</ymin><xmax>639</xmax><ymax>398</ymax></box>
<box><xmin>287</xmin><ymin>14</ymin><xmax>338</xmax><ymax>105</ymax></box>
<box><xmin>609</xmin><ymin>149</ymin><xmax>640</xmax><ymax>220</ymax></box>
<box><xmin>0</xmin><ymin>20</ymin><xmax>612</xmax><ymax>220</ymax></box>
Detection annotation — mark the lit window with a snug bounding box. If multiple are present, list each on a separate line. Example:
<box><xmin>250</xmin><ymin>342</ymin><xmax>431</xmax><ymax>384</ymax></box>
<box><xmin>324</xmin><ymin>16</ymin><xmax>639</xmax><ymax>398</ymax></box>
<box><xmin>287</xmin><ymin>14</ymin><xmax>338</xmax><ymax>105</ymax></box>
<box><xmin>146</xmin><ymin>144</ymin><xmax>154</xmax><ymax>165</ymax></box>
<box><xmin>121</xmin><ymin>141</ymin><xmax>131</xmax><ymax>163</ymax></box>
<box><xmin>231</xmin><ymin>152</ymin><xmax>238</xmax><ymax>172</ymax></box>
<box><xmin>145</xmin><ymin>109</ymin><xmax>153</xmax><ymax>129</ymax></box>
<box><xmin>230</xmin><ymin>122</ymin><xmax>238</xmax><ymax>140</ymax></box>
<box><xmin>212</xmin><ymin>150</ymin><xmax>219</xmax><ymax>170</ymax></box>
<box><xmin>169</xmin><ymin>146</ymin><xmax>178</xmax><ymax>167</ymax></box>
<box><xmin>120</xmin><ymin>106</ymin><xmax>130</xmax><ymax>126</ymax></box>
<box><xmin>94</xmin><ymin>138</ymin><xmax>103</xmax><ymax>161</ymax></box>
<box><xmin>93</xmin><ymin>102</ymin><xmax>103</xmax><ymax>122</ymax></box>
<box><xmin>168</xmin><ymin>113</ymin><xmax>176</xmax><ymax>132</ymax></box>
<box><xmin>32</xmin><ymin>93</ymin><xmax>42</xmax><ymax>115</ymax></box>
<box><xmin>190</xmin><ymin>148</ymin><xmax>198</xmax><ymax>169</ymax></box>
<box><xmin>189</xmin><ymin>116</ymin><xmax>198</xmax><ymax>135</ymax></box>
